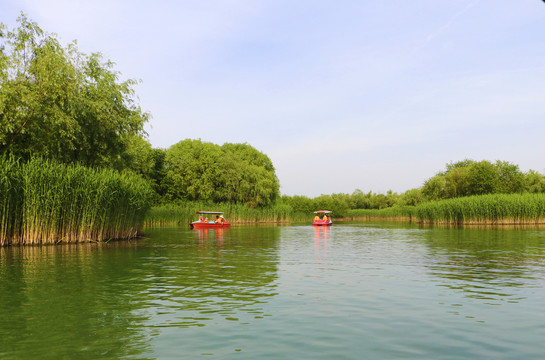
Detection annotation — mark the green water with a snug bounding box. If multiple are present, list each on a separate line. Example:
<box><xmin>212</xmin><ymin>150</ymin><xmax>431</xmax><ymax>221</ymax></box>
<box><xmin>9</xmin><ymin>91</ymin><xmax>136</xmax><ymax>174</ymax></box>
<box><xmin>1</xmin><ymin>223</ymin><xmax>544</xmax><ymax>359</ymax></box>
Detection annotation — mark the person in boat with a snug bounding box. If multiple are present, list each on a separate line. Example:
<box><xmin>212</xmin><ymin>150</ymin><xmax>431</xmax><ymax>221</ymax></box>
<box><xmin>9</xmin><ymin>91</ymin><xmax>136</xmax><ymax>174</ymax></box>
<box><xmin>314</xmin><ymin>214</ymin><xmax>320</xmax><ymax>222</ymax></box>
<box><xmin>204</xmin><ymin>217</ymin><xmax>209</xmax><ymax>223</ymax></box>
<box><xmin>220</xmin><ymin>215</ymin><xmax>226</xmax><ymax>223</ymax></box>
<box><xmin>323</xmin><ymin>214</ymin><xmax>327</xmax><ymax>221</ymax></box>
<box><xmin>214</xmin><ymin>215</ymin><xmax>221</xmax><ymax>224</ymax></box>
<box><xmin>199</xmin><ymin>216</ymin><xmax>204</xmax><ymax>222</ymax></box>
<box><xmin>326</xmin><ymin>215</ymin><xmax>331</xmax><ymax>223</ymax></box>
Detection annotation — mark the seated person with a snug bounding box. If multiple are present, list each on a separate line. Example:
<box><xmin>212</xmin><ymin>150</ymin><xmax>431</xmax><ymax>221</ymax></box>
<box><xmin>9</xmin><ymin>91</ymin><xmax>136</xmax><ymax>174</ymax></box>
<box><xmin>323</xmin><ymin>215</ymin><xmax>327</xmax><ymax>221</ymax></box>
<box><xmin>314</xmin><ymin>215</ymin><xmax>320</xmax><ymax>222</ymax></box>
<box><xmin>214</xmin><ymin>215</ymin><xmax>221</xmax><ymax>223</ymax></box>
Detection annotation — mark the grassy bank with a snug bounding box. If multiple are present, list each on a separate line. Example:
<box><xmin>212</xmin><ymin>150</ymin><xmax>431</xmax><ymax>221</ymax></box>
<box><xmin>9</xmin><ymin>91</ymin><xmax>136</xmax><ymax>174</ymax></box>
<box><xmin>0</xmin><ymin>157</ymin><xmax>154</xmax><ymax>246</ymax></box>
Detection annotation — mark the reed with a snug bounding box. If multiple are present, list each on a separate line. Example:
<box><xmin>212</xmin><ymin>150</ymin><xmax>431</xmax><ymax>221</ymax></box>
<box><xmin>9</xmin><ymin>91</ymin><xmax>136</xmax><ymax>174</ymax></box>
<box><xmin>346</xmin><ymin>206</ymin><xmax>417</xmax><ymax>221</ymax></box>
<box><xmin>0</xmin><ymin>157</ymin><xmax>154</xmax><ymax>246</ymax></box>
<box><xmin>144</xmin><ymin>201</ymin><xmax>307</xmax><ymax>226</ymax></box>
<box><xmin>415</xmin><ymin>193</ymin><xmax>545</xmax><ymax>225</ymax></box>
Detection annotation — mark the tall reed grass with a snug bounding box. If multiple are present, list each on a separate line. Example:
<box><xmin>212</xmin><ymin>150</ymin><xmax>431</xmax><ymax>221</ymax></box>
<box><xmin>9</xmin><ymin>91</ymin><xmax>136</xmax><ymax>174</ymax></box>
<box><xmin>144</xmin><ymin>201</ymin><xmax>308</xmax><ymax>226</ymax></box>
<box><xmin>0</xmin><ymin>157</ymin><xmax>154</xmax><ymax>246</ymax></box>
<box><xmin>415</xmin><ymin>193</ymin><xmax>545</xmax><ymax>225</ymax></box>
<box><xmin>346</xmin><ymin>206</ymin><xmax>417</xmax><ymax>221</ymax></box>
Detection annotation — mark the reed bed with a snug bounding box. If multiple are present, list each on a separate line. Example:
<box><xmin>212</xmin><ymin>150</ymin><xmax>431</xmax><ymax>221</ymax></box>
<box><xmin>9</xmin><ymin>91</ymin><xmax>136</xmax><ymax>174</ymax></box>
<box><xmin>0</xmin><ymin>157</ymin><xmax>154</xmax><ymax>246</ymax></box>
<box><xmin>346</xmin><ymin>206</ymin><xmax>417</xmax><ymax>221</ymax></box>
<box><xmin>144</xmin><ymin>201</ymin><xmax>308</xmax><ymax>226</ymax></box>
<box><xmin>415</xmin><ymin>193</ymin><xmax>545</xmax><ymax>225</ymax></box>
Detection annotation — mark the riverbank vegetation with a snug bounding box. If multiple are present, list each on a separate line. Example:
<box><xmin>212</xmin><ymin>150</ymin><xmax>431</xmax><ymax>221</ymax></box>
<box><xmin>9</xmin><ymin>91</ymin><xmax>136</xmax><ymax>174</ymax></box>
<box><xmin>0</xmin><ymin>15</ymin><xmax>282</xmax><ymax>244</ymax></box>
<box><xmin>3</xmin><ymin>14</ymin><xmax>545</xmax><ymax>245</ymax></box>
<box><xmin>145</xmin><ymin>159</ymin><xmax>545</xmax><ymax>226</ymax></box>
<box><xmin>0</xmin><ymin>15</ymin><xmax>149</xmax><ymax>169</ymax></box>
<box><xmin>0</xmin><ymin>15</ymin><xmax>155</xmax><ymax>245</ymax></box>
<box><xmin>0</xmin><ymin>157</ymin><xmax>154</xmax><ymax>246</ymax></box>
<box><xmin>416</xmin><ymin>193</ymin><xmax>545</xmax><ymax>225</ymax></box>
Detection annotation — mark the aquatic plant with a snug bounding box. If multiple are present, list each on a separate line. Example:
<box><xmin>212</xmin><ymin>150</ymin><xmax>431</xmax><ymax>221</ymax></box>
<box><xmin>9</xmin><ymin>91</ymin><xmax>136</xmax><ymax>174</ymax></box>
<box><xmin>0</xmin><ymin>157</ymin><xmax>154</xmax><ymax>245</ymax></box>
<box><xmin>415</xmin><ymin>193</ymin><xmax>545</xmax><ymax>225</ymax></box>
<box><xmin>144</xmin><ymin>201</ymin><xmax>305</xmax><ymax>226</ymax></box>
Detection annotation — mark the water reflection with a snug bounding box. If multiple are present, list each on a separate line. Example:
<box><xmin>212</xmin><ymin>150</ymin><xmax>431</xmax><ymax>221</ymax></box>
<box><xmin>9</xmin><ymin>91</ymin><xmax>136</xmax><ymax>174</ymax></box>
<box><xmin>0</xmin><ymin>242</ymin><xmax>154</xmax><ymax>359</ymax></box>
<box><xmin>314</xmin><ymin>226</ymin><xmax>329</xmax><ymax>256</ymax></box>
<box><xmin>421</xmin><ymin>226</ymin><xmax>545</xmax><ymax>304</ymax></box>
<box><xmin>195</xmin><ymin>228</ymin><xmax>225</xmax><ymax>246</ymax></box>
<box><xmin>138</xmin><ymin>226</ymin><xmax>280</xmax><ymax>328</ymax></box>
<box><xmin>313</xmin><ymin>225</ymin><xmax>330</xmax><ymax>241</ymax></box>
<box><xmin>2</xmin><ymin>225</ymin><xmax>545</xmax><ymax>359</ymax></box>
<box><xmin>0</xmin><ymin>228</ymin><xmax>282</xmax><ymax>358</ymax></box>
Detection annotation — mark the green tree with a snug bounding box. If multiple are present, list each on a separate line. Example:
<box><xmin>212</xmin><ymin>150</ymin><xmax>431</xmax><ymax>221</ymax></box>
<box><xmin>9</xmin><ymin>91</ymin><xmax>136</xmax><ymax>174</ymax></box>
<box><xmin>120</xmin><ymin>136</ymin><xmax>166</xmax><ymax>201</ymax></box>
<box><xmin>162</xmin><ymin>139</ymin><xmax>222</xmax><ymax>202</ymax></box>
<box><xmin>0</xmin><ymin>14</ymin><xmax>148</xmax><ymax>167</ymax></box>
<box><xmin>422</xmin><ymin>175</ymin><xmax>447</xmax><ymax>201</ymax></box>
<box><xmin>524</xmin><ymin>170</ymin><xmax>545</xmax><ymax>193</ymax></box>
<box><xmin>421</xmin><ymin>159</ymin><xmax>528</xmax><ymax>200</ymax></box>
<box><xmin>399</xmin><ymin>188</ymin><xmax>425</xmax><ymax>206</ymax></box>
<box><xmin>219</xmin><ymin>143</ymin><xmax>279</xmax><ymax>207</ymax></box>
<box><xmin>348</xmin><ymin>189</ymin><xmax>369</xmax><ymax>209</ymax></box>
<box><xmin>162</xmin><ymin>139</ymin><xmax>279</xmax><ymax>207</ymax></box>
<box><xmin>280</xmin><ymin>194</ymin><xmax>314</xmax><ymax>214</ymax></box>
<box><xmin>444</xmin><ymin>159</ymin><xmax>475</xmax><ymax>174</ymax></box>
<box><xmin>444</xmin><ymin>166</ymin><xmax>470</xmax><ymax>198</ymax></box>
<box><xmin>494</xmin><ymin>160</ymin><xmax>525</xmax><ymax>194</ymax></box>
<box><xmin>466</xmin><ymin>160</ymin><xmax>498</xmax><ymax>195</ymax></box>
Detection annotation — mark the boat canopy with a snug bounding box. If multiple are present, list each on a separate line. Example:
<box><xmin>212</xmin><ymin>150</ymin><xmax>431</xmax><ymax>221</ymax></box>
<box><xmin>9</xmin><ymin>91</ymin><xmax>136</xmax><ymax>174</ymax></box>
<box><xmin>196</xmin><ymin>211</ymin><xmax>224</xmax><ymax>215</ymax></box>
<box><xmin>314</xmin><ymin>210</ymin><xmax>332</xmax><ymax>214</ymax></box>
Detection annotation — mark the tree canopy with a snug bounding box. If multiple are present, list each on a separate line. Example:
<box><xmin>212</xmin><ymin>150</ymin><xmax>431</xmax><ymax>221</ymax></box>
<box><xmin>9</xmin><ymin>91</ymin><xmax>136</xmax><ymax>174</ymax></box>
<box><xmin>0</xmin><ymin>13</ymin><xmax>149</xmax><ymax>168</ymax></box>
<box><xmin>422</xmin><ymin>159</ymin><xmax>532</xmax><ymax>201</ymax></box>
<box><xmin>162</xmin><ymin>139</ymin><xmax>279</xmax><ymax>207</ymax></box>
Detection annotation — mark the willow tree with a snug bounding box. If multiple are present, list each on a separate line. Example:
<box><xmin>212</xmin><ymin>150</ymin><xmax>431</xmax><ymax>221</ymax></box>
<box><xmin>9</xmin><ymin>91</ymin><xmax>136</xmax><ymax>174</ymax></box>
<box><xmin>218</xmin><ymin>142</ymin><xmax>279</xmax><ymax>207</ymax></box>
<box><xmin>0</xmin><ymin>13</ymin><xmax>149</xmax><ymax>168</ymax></box>
<box><xmin>162</xmin><ymin>139</ymin><xmax>279</xmax><ymax>207</ymax></box>
<box><xmin>163</xmin><ymin>139</ymin><xmax>223</xmax><ymax>202</ymax></box>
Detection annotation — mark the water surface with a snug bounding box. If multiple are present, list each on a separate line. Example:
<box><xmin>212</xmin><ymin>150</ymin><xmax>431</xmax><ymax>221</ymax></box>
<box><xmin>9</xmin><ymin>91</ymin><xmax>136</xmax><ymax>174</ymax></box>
<box><xmin>1</xmin><ymin>223</ymin><xmax>544</xmax><ymax>359</ymax></box>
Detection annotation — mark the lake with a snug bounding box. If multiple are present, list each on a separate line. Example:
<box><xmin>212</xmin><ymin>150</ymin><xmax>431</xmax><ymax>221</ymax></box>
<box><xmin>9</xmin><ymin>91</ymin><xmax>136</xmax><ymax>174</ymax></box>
<box><xmin>1</xmin><ymin>222</ymin><xmax>544</xmax><ymax>359</ymax></box>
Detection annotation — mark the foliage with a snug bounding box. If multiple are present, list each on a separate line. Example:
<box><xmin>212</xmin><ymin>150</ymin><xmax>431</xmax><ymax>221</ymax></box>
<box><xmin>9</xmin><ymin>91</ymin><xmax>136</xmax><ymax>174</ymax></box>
<box><xmin>346</xmin><ymin>206</ymin><xmax>417</xmax><ymax>220</ymax></box>
<box><xmin>144</xmin><ymin>201</ymin><xmax>297</xmax><ymax>226</ymax></box>
<box><xmin>0</xmin><ymin>156</ymin><xmax>154</xmax><ymax>245</ymax></box>
<box><xmin>398</xmin><ymin>188</ymin><xmax>426</xmax><ymax>206</ymax></box>
<box><xmin>525</xmin><ymin>170</ymin><xmax>545</xmax><ymax>193</ymax></box>
<box><xmin>415</xmin><ymin>193</ymin><xmax>545</xmax><ymax>225</ymax></box>
<box><xmin>0</xmin><ymin>14</ymin><xmax>149</xmax><ymax>168</ymax></box>
<box><xmin>422</xmin><ymin>159</ymin><xmax>536</xmax><ymax>201</ymax></box>
<box><xmin>162</xmin><ymin>139</ymin><xmax>279</xmax><ymax>207</ymax></box>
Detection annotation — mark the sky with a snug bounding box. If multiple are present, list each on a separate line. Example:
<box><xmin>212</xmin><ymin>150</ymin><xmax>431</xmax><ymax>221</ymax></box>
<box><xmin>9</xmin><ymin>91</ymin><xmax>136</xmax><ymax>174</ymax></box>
<box><xmin>2</xmin><ymin>0</ymin><xmax>545</xmax><ymax>197</ymax></box>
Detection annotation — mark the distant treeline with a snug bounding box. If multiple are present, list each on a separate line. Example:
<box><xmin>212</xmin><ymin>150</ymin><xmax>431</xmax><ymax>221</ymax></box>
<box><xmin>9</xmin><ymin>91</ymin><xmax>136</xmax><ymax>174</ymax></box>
<box><xmin>145</xmin><ymin>159</ymin><xmax>545</xmax><ymax>226</ymax></box>
<box><xmin>281</xmin><ymin>158</ymin><xmax>545</xmax><ymax>215</ymax></box>
<box><xmin>146</xmin><ymin>192</ymin><xmax>545</xmax><ymax>226</ymax></box>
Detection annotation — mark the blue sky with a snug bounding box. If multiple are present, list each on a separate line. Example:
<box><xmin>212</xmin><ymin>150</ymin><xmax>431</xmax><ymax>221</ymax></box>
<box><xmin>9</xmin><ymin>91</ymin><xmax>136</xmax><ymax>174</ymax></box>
<box><xmin>3</xmin><ymin>0</ymin><xmax>545</xmax><ymax>197</ymax></box>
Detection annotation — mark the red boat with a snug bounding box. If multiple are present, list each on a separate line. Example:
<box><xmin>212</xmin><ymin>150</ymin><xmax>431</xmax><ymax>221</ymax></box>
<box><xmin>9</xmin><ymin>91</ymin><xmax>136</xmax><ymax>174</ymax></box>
<box><xmin>312</xmin><ymin>210</ymin><xmax>332</xmax><ymax>226</ymax></box>
<box><xmin>190</xmin><ymin>211</ymin><xmax>231</xmax><ymax>229</ymax></box>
